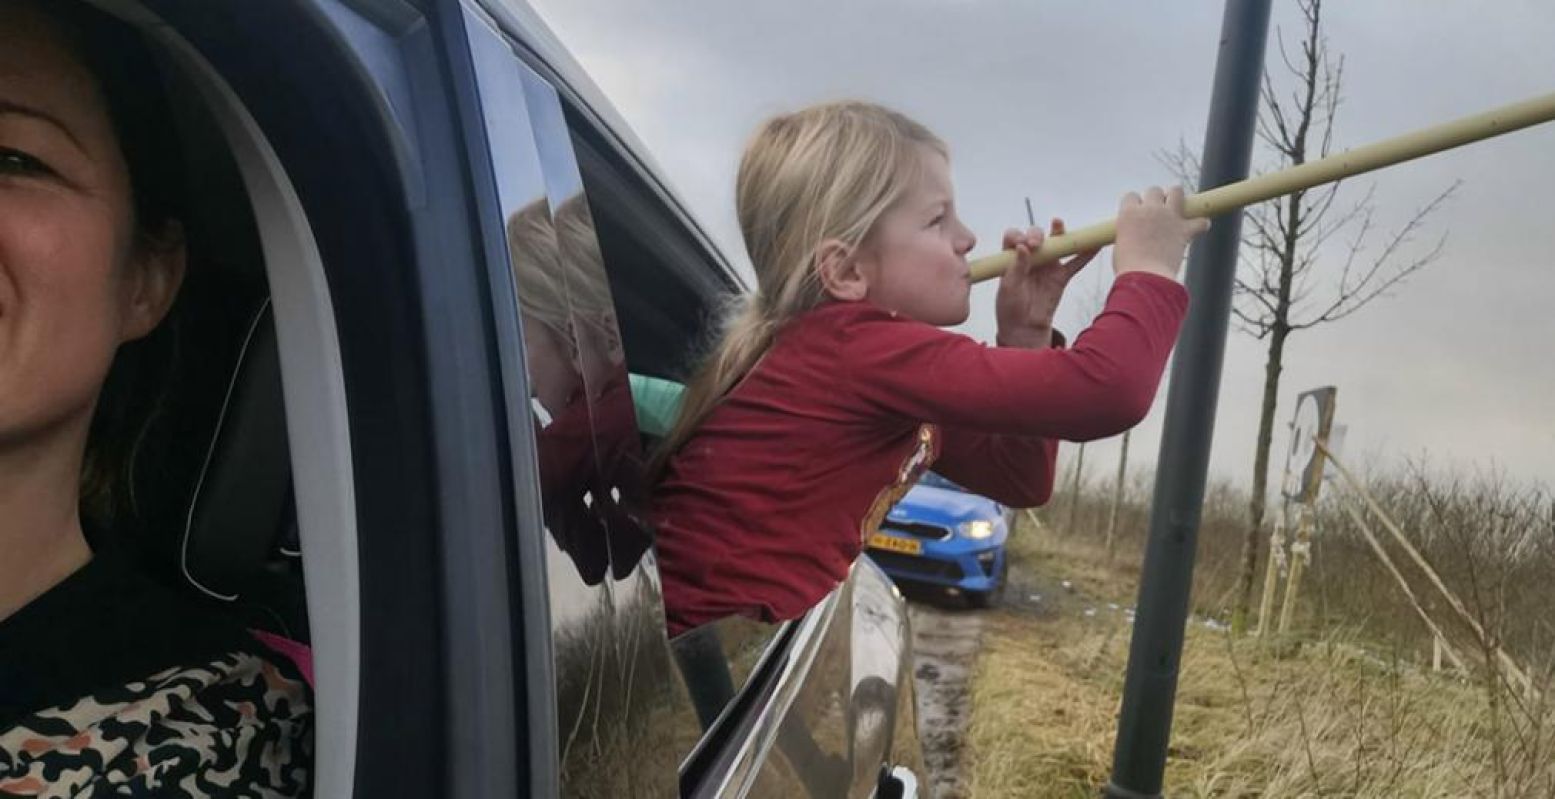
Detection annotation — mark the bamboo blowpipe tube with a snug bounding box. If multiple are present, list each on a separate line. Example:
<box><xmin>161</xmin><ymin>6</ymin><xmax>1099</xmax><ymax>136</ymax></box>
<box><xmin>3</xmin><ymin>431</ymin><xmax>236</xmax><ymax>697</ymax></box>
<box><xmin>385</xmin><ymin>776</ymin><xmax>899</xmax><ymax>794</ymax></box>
<box><xmin>968</xmin><ymin>91</ymin><xmax>1555</xmax><ymax>284</ymax></box>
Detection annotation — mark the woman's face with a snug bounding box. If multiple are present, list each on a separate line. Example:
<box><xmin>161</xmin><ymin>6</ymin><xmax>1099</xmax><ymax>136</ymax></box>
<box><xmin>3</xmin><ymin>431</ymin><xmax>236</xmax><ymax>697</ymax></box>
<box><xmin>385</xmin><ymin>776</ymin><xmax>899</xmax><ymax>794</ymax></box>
<box><xmin>0</xmin><ymin>3</ymin><xmax>182</xmax><ymax>448</ymax></box>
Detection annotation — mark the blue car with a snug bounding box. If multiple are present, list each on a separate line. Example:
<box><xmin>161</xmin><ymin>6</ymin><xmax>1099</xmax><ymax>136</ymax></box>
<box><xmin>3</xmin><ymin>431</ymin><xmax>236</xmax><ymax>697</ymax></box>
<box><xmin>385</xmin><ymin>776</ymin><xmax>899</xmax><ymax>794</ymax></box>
<box><xmin>866</xmin><ymin>471</ymin><xmax>1015</xmax><ymax>607</ymax></box>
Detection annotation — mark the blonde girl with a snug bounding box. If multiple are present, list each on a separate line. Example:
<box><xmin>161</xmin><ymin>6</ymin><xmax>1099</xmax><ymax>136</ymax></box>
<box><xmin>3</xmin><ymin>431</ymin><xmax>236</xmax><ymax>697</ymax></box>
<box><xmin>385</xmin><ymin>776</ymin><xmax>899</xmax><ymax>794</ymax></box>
<box><xmin>650</xmin><ymin>101</ymin><xmax>1206</xmax><ymax>635</ymax></box>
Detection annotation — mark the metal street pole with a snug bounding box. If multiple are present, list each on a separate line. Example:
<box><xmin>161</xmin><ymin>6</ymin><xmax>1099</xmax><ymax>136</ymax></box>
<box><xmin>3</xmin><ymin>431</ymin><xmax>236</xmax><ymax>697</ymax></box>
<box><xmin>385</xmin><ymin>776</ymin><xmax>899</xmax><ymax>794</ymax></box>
<box><xmin>1103</xmin><ymin>2</ymin><xmax>1272</xmax><ymax>796</ymax></box>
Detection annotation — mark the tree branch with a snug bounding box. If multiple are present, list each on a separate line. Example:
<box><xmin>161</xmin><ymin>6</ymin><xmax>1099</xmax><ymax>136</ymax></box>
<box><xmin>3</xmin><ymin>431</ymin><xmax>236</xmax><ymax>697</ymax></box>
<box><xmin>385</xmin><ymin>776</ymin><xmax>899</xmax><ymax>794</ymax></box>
<box><xmin>1291</xmin><ymin>181</ymin><xmax>1459</xmax><ymax>329</ymax></box>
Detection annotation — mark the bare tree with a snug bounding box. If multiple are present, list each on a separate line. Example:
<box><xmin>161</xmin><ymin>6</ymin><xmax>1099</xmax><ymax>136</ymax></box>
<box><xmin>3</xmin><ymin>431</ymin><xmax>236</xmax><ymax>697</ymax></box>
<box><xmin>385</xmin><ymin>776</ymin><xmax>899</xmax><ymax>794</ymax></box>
<box><xmin>1106</xmin><ymin>426</ymin><xmax>1130</xmax><ymax>563</ymax></box>
<box><xmin>1074</xmin><ymin>269</ymin><xmax>1133</xmax><ymax>559</ymax></box>
<box><xmin>1162</xmin><ymin>0</ymin><xmax>1458</xmax><ymax>633</ymax></box>
<box><xmin>1057</xmin><ymin>251</ymin><xmax>1127</xmax><ymax>540</ymax></box>
<box><xmin>1031</xmin><ymin>196</ymin><xmax>1106</xmax><ymax>536</ymax></box>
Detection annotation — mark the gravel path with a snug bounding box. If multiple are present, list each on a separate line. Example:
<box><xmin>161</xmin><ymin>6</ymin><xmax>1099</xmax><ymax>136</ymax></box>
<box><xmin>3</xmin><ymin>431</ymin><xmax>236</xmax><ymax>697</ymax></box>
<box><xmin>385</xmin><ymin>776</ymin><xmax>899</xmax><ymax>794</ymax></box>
<box><xmin>907</xmin><ymin>601</ymin><xmax>985</xmax><ymax>799</ymax></box>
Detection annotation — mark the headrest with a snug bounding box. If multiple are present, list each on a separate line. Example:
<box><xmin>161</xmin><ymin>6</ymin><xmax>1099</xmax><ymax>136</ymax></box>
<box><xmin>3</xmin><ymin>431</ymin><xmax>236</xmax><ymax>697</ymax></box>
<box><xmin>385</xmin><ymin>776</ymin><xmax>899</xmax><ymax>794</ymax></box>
<box><xmin>180</xmin><ymin>299</ymin><xmax>295</xmax><ymax>601</ymax></box>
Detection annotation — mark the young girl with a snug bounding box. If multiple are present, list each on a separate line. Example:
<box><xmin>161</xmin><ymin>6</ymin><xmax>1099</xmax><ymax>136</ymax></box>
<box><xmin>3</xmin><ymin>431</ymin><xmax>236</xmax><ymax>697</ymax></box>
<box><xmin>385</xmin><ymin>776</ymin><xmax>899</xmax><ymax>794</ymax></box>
<box><xmin>649</xmin><ymin>101</ymin><xmax>1207</xmax><ymax>637</ymax></box>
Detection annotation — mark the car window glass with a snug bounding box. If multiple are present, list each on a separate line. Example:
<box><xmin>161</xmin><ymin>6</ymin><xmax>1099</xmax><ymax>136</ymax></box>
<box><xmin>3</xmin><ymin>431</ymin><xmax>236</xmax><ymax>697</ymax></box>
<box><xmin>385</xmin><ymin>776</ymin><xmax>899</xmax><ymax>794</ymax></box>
<box><xmin>464</xmin><ymin>7</ymin><xmax>702</xmax><ymax>793</ymax></box>
<box><xmin>566</xmin><ymin>129</ymin><xmax>797</xmax><ymax>739</ymax></box>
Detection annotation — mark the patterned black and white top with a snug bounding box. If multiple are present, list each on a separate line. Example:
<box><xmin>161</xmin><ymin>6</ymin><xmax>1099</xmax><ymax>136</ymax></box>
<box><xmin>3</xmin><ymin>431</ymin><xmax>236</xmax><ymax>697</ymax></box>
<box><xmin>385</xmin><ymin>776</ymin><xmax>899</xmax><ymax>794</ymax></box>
<box><xmin>0</xmin><ymin>544</ymin><xmax>312</xmax><ymax>797</ymax></box>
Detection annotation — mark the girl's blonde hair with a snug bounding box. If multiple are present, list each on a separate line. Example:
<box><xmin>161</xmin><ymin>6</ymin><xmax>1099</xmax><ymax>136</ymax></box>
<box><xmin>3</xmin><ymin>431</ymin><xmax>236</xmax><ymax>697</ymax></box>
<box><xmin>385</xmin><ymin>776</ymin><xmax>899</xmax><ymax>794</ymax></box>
<box><xmin>652</xmin><ymin>101</ymin><xmax>946</xmax><ymax>477</ymax></box>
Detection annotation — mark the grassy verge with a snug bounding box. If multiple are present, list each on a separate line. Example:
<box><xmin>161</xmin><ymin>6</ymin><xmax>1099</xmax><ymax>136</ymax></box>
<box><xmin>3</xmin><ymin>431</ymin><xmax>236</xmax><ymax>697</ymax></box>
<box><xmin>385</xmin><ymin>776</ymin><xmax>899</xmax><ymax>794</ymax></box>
<box><xmin>964</xmin><ymin>517</ymin><xmax>1555</xmax><ymax>798</ymax></box>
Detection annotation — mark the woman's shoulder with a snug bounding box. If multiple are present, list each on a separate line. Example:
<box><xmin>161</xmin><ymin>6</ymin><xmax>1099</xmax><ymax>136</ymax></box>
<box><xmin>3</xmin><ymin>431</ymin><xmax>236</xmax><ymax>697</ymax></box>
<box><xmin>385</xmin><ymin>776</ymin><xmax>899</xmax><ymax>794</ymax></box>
<box><xmin>0</xmin><ymin>541</ymin><xmax>282</xmax><ymax>719</ymax></box>
<box><xmin>0</xmin><ymin>543</ymin><xmax>313</xmax><ymax>796</ymax></box>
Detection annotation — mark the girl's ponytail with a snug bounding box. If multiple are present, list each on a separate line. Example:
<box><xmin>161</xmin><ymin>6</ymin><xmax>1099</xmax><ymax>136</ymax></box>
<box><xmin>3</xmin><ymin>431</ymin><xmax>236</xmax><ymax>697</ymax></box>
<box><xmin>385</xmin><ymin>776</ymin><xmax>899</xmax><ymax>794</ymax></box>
<box><xmin>650</xmin><ymin>298</ymin><xmax>778</xmax><ymax>477</ymax></box>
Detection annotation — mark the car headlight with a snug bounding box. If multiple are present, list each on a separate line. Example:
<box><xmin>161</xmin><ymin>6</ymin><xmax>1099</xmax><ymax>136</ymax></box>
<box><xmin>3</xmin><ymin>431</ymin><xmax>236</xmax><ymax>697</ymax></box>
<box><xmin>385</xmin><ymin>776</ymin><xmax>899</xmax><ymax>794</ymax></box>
<box><xmin>960</xmin><ymin>520</ymin><xmax>995</xmax><ymax>540</ymax></box>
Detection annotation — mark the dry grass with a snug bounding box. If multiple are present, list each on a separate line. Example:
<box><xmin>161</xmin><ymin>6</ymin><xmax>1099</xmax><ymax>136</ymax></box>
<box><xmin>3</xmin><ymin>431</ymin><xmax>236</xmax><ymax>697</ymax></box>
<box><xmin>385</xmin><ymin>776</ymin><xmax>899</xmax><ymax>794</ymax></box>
<box><xmin>964</xmin><ymin>509</ymin><xmax>1555</xmax><ymax>798</ymax></box>
<box><xmin>964</xmin><ymin>611</ymin><xmax>1124</xmax><ymax>798</ymax></box>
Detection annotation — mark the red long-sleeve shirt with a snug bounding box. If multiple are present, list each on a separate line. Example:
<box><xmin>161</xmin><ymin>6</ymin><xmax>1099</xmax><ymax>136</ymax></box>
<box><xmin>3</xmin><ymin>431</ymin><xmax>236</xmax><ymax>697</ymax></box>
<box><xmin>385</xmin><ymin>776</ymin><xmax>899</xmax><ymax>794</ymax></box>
<box><xmin>651</xmin><ymin>271</ymin><xmax>1188</xmax><ymax>635</ymax></box>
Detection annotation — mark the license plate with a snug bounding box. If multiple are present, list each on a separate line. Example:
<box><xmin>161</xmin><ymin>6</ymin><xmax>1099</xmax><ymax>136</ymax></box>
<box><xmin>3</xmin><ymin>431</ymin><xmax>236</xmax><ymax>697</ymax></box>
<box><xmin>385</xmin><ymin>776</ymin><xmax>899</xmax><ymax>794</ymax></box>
<box><xmin>868</xmin><ymin>532</ymin><xmax>922</xmax><ymax>555</ymax></box>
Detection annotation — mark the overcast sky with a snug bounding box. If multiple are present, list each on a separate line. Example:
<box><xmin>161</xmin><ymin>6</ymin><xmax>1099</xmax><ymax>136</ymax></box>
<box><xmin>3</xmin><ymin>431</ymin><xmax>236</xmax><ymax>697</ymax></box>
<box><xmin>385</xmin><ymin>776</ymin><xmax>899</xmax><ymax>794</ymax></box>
<box><xmin>528</xmin><ymin>0</ymin><xmax>1555</xmax><ymax>493</ymax></box>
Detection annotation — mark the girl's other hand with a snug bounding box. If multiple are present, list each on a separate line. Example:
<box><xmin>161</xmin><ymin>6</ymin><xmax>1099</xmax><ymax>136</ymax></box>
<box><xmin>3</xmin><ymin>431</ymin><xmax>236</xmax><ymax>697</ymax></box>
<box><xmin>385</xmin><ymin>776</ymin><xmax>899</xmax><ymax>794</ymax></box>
<box><xmin>995</xmin><ymin>218</ymin><xmax>1099</xmax><ymax>348</ymax></box>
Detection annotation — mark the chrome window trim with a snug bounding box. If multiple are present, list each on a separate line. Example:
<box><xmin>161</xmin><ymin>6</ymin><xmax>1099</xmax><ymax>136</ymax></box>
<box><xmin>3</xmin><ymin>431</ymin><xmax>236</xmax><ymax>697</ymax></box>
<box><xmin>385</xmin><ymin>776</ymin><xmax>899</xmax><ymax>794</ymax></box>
<box><xmin>710</xmin><ymin>589</ymin><xmax>843</xmax><ymax>797</ymax></box>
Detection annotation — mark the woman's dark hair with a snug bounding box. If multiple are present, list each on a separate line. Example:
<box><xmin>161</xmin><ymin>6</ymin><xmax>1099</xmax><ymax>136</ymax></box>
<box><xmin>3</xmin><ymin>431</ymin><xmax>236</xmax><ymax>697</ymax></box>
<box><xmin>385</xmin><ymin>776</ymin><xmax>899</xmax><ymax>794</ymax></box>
<box><xmin>44</xmin><ymin>1</ymin><xmax>189</xmax><ymax>528</ymax></box>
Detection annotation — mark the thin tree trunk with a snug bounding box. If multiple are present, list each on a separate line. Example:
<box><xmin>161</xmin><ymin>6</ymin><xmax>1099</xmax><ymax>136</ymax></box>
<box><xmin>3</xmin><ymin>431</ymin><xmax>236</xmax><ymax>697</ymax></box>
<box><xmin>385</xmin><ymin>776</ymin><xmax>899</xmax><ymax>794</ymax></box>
<box><xmin>1066</xmin><ymin>442</ymin><xmax>1087</xmax><ymax>534</ymax></box>
<box><xmin>1232</xmin><ymin>325</ymin><xmax>1288</xmax><ymax>633</ymax></box>
<box><xmin>1211</xmin><ymin>0</ymin><xmax>1451</xmax><ymax>634</ymax></box>
<box><xmin>1105</xmin><ymin>430</ymin><xmax>1130</xmax><ymax>563</ymax></box>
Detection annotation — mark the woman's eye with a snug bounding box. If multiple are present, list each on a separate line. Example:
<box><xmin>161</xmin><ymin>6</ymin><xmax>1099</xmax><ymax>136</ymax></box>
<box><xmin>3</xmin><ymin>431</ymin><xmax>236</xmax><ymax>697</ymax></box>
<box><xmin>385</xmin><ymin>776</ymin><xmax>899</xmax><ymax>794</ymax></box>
<box><xmin>929</xmin><ymin>214</ymin><xmax>946</xmax><ymax>227</ymax></box>
<box><xmin>0</xmin><ymin>148</ymin><xmax>51</xmax><ymax>177</ymax></box>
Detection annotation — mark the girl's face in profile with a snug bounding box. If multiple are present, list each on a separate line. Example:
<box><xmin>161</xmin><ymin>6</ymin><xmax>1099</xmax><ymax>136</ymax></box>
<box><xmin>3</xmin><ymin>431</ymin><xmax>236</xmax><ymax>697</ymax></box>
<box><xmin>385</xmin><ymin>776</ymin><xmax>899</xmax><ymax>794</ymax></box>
<box><xmin>0</xmin><ymin>2</ymin><xmax>181</xmax><ymax>449</ymax></box>
<box><xmin>854</xmin><ymin>144</ymin><xmax>978</xmax><ymax>326</ymax></box>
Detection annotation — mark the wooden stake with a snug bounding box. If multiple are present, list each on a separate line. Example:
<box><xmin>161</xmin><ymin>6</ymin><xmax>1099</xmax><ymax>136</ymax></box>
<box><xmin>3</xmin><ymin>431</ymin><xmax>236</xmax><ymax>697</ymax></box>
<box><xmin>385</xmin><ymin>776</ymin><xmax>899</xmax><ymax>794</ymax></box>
<box><xmin>1336</xmin><ymin>496</ymin><xmax>1468</xmax><ymax>676</ymax></box>
<box><xmin>1320</xmin><ymin>440</ymin><xmax>1531</xmax><ymax>694</ymax></box>
<box><xmin>1276</xmin><ymin>509</ymin><xmax>1314</xmax><ymax>634</ymax></box>
<box><xmin>1254</xmin><ymin>518</ymin><xmax>1285</xmax><ymax>638</ymax></box>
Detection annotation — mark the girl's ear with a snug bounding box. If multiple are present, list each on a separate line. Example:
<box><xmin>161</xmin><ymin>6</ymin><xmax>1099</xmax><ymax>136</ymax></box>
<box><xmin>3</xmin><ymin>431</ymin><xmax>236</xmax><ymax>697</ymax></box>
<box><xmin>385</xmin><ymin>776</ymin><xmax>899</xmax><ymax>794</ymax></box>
<box><xmin>120</xmin><ymin>222</ymin><xmax>188</xmax><ymax>343</ymax></box>
<box><xmin>814</xmin><ymin>238</ymin><xmax>868</xmax><ymax>302</ymax></box>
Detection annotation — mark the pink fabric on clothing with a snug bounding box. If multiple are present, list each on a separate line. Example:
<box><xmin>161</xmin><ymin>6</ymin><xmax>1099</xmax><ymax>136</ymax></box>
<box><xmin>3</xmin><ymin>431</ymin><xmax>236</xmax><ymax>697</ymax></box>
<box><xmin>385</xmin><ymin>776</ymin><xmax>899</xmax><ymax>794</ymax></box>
<box><xmin>250</xmin><ymin>629</ymin><xmax>315</xmax><ymax>688</ymax></box>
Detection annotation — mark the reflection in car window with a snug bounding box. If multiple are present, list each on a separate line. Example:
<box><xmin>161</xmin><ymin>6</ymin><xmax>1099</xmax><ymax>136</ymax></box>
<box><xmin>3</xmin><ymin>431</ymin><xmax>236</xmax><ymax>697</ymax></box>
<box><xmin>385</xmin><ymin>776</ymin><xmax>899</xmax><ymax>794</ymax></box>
<box><xmin>556</xmin><ymin>96</ymin><xmax>805</xmax><ymax>749</ymax></box>
<box><xmin>508</xmin><ymin>197</ymin><xmax>651</xmax><ymax>583</ymax></box>
<box><xmin>669</xmin><ymin>616</ymin><xmax>784</xmax><ymax>730</ymax></box>
<box><xmin>465</xmin><ymin>8</ymin><xmax>703</xmax><ymax>794</ymax></box>
<box><xmin>571</xmin><ymin>156</ymin><xmax>797</xmax><ymax>741</ymax></box>
<box><xmin>562</xmin><ymin>121</ymin><xmax>737</xmax><ymax>382</ymax></box>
